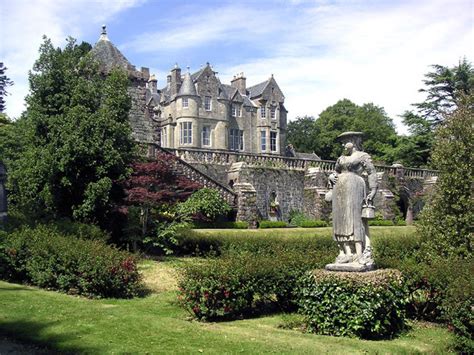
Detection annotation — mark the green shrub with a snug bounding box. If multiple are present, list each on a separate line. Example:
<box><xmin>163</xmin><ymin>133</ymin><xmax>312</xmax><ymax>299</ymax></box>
<box><xmin>176</xmin><ymin>230</ymin><xmax>337</xmax><ymax>258</ymax></box>
<box><xmin>0</xmin><ymin>225</ymin><xmax>144</xmax><ymax>298</ymax></box>
<box><xmin>179</xmin><ymin>251</ymin><xmax>329</xmax><ymax>321</ymax></box>
<box><xmin>192</xmin><ymin>221</ymin><xmax>249</xmax><ymax>229</ymax></box>
<box><xmin>49</xmin><ymin>219</ymin><xmax>110</xmax><ymax>241</ymax></box>
<box><xmin>176</xmin><ymin>188</ymin><xmax>232</xmax><ymax>222</ymax></box>
<box><xmin>289</xmin><ymin>211</ymin><xmax>328</xmax><ymax>228</ymax></box>
<box><xmin>297</xmin><ymin>269</ymin><xmax>408</xmax><ymax>339</ymax></box>
<box><xmin>299</xmin><ymin>220</ymin><xmax>328</xmax><ymax>228</ymax></box>
<box><xmin>259</xmin><ymin>220</ymin><xmax>287</xmax><ymax>229</ymax></box>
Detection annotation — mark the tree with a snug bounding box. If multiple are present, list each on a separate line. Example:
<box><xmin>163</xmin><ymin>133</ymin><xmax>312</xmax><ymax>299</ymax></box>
<box><xmin>312</xmin><ymin>99</ymin><xmax>398</xmax><ymax>161</ymax></box>
<box><xmin>121</xmin><ymin>153</ymin><xmax>203</xmax><ymax>249</ymax></box>
<box><xmin>286</xmin><ymin>116</ymin><xmax>319</xmax><ymax>153</ymax></box>
<box><xmin>7</xmin><ymin>37</ymin><xmax>136</xmax><ymax>225</ymax></box>
<box><xmin>400</xmin><ymin>59</ymin><xmax>474</xmax><ymax>167</ymax></box>
<box><xmin>419</xmin><ymin>93</ymin><xmax>473</xmax><ymax>259</ymax></box>
<box><xmin>414</xmin><ymin>58</ymin><xmax>473</xmax><ymax>126</ymax></box>
<box><xmin>0</xmin><ymin>62</ymin><xmax>14</xmax><ymax>113</ymax></box>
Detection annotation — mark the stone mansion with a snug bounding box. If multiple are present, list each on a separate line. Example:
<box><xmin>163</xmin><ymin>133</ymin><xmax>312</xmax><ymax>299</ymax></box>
<box><xmin>91</xmin><ymin>26</ymin><xmax>288</xmax><ymax>155</ymax></box>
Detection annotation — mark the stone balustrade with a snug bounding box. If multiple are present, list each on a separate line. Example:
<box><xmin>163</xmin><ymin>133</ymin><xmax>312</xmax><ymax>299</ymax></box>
<box><xmin>161</xmin><ymin>147</ymin><xmax>438</xmax><ymax>179</ymax></box>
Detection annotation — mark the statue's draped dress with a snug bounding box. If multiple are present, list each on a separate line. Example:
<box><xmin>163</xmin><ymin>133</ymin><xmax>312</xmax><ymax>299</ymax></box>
<box><xmin>332</xmin><ymin>151</ymin><xmax>370</xmax><ymax>243</ymax></box>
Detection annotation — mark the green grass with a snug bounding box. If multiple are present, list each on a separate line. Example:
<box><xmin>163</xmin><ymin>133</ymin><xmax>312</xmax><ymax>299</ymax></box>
<box><xmin>0</xmin><ymin>253</ymin><xmax>453</xmax><ymax>354</ymax></box>
<box><xmin>192</xmin><ymin>226</ymin><xmax>416</xmax><ymax>238</ymax></box>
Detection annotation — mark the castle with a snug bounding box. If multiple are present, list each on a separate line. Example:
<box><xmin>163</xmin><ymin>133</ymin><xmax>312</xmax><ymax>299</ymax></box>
<box><xmin>91</xmin><ymin>26</ymin><xmax>287</xmax><ymax>155</ymax></box>
<box><xmin>91</xmin><ymin>26</ymin><xmax>437</xmax><ymax>225</ymax></box>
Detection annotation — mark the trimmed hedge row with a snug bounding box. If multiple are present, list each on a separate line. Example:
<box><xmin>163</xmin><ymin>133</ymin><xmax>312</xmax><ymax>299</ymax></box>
<box><xmin>178</xmin><ymin>228</ymin><xmax>472</xmax><ymax>349</ymax></box>
<box><xmin>258</xmin><ymin>220</ymin><xmax>288</xmax><ymax>229</ymax></box>
<box><xmin>0</xmin><ymin>225</ymin><xmax>144</xmax><ymax>298</ymax></box>
<box><xmin>179</xmin><ymin>251</ymin><xmax>327</xmax><ymax>320</ymax></box>
<box><xmin>192</xmin><ymin>221</ymin><xmax>249</xmax><ymax>229</ymax></box>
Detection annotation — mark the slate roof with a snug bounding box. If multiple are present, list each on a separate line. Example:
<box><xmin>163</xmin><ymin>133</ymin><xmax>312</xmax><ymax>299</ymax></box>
<box><xmin>90</xmin><ymin>27</ymin><xmax>136</xmax><ymax>74</ymax></box>
<box><xmin>247</xmin><ymin>79</ymin><xmax>270</xmax><ymax>99</ymax></box>
<box><xmin>177</xmin><ymin>72</ymin><xmax>198</xmax><ymax>97</ymax></box>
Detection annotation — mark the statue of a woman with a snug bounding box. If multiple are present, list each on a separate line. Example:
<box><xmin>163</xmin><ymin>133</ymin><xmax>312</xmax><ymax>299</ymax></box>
<box><xmin>327</xmin><ymin>132</ymin><xmax>377</xmax><ymax>269</ymax></box>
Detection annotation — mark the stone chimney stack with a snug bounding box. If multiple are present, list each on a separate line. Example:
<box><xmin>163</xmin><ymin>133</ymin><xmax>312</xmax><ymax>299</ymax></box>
<box><xmin>231</xmin><ymin>72</ymin><xmax>246</xmax><ymax>95</ymax></box>
<box><xmin>148</xmin><ymin>74</ymin><xmax>158</xmax><ymax>94</ymax></box>
<box><xmin>170</xmin><ymin>63</ymin><xmax>182</xmax><ymax>97</ymax></box>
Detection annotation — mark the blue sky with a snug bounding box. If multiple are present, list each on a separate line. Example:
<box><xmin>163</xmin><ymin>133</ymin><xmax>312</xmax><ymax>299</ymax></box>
<box><xmin>1</xmin><ymin>0</ymin><xmax>472</xmax><ymax>134</ymax></box>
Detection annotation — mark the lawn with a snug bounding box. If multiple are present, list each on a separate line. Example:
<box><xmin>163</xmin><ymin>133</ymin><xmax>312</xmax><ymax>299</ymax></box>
<box><xmin>0</xmin><ymin>253</ymin><xmax>453</xmax><ymax>354</ymax></box>
<box><xmin>192</xmin><ymin>226</ymin><xmax>416</xmax><ymax>238</ymax></box>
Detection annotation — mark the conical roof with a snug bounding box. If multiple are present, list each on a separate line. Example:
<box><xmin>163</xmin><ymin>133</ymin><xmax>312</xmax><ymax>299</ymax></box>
<box><xmin>90</xmin><ymin>25</ymin><xmax>135</xmax><ymax>74</ymax></box>
<box><xmin>177</xmin><ymin>71</ymin><xmax>198</xmax><ymax>97</ymax></box>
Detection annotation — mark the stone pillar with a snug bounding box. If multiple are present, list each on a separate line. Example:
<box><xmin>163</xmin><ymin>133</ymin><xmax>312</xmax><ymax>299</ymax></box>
<box><xmin>234</xmin><ymin>182</ymin><xmax>258</xmax><ymax>228</ymax></box>
<box><xmin>392</xmin><ymin>163</ymin><xmax>405</xmax><ymax>181</ymax></box>
<box><xmin>0</xmin><ymin>161</ymin><xmax>7</xmax><ymax>228</ymax></box>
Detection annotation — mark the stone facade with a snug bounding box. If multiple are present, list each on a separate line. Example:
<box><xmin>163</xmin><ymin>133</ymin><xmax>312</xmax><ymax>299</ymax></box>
<box><xmin>91</xmin><ymin>27</ymin><xmax>287</xmax><ymax>155</ymax></box>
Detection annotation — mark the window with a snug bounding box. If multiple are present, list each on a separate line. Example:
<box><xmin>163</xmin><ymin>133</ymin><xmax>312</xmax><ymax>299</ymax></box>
<box><xmin>182</xmin><ymin>97</ymin><xmax>188</xmax><ymax>108</ymax></box>
<box><xmin>261</xmin><ymin>130</ymin><xmax>267</xmax><ymax>151</ymax></box>
<box><xmin>160</xmin><ymin>127</ymin><xmax>167</xmax><ymax>147</ymax></box>
<box><xmin>232</xmin><ymin>104</ymin><xmax>241</xmax><ymax>117</ymax></box>
<box><xmin>202</xmin><ymin>126</ymin><xmax>211</xmax><ymax>146</ymax></box>
<box><xmin>204</xmin><ymin>96</ymin><xmax>211</xmax><ymax>111</ymax></box>
<box><xmin>270</xmin><ymin>107</ymin><xmax>276</xmax><ymax>120</ymax></box>
<box><xmin>270</xmin><ymin>131</ymin><xmax>277</xmax><ymax>152</ymax></box>
<box><xmin>260</xmin><ymin>106</ymin><xmax>266</xmax><ymax>118</ymax></box>
<box><xmin>230</xmin><ymin>129</ymin><xmax>244</xmax><ymax>151</ymax></box>
<box><xmin>180</xmin><ymin>122</ymin><xmax>192</xmax><ymax>145</ymax></box>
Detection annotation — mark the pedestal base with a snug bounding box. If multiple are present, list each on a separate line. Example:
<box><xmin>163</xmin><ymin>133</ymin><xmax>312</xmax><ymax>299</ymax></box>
<box><xmin>325</xmin><ymin>262</ymin><xmax>375</xmax><ymax>272</ymax></box>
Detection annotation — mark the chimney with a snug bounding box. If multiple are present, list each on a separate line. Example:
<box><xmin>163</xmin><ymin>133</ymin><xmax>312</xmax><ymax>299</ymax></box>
<box><xmin>231</xmin><ymin>72</ymin><xmax>246</xmax><ymax>95</ymax></box>
<box><xmin>148</xmin><ymin>74</ymin><xmax>157</xmax><ymax>94</ymax></box>
<box><xmin>170</xmin><ymin>63</ymin><xmax>182</xmax><ymax>96</ymax></box>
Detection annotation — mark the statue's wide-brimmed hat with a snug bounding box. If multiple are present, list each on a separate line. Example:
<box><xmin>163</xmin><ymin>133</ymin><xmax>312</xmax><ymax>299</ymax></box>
<box><xmin>336</xmin><ymin>131</ymin><xmax>364</xmax><ymax>142</ymax></box>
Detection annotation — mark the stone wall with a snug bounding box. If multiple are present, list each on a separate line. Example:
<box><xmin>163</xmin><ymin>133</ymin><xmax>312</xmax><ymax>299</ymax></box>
<box><xmin>228</xmin><ymin>163</ymin><xmax>305</xmax><ymax>221</ymax></box>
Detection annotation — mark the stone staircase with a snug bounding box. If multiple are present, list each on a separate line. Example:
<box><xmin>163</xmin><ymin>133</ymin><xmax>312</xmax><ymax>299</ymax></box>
<box><xmin>150</xmin><ymin>145</ymin><xmax>237</xmax><ymax>206</ymax></box>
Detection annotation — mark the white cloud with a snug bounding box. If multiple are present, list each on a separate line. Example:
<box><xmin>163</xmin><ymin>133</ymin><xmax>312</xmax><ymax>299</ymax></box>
<box><xmin>0</xmin><ymin>0</ymin><xmax>145</xmax><ymax>119</ymax></box>
<box><xmin>218</xmin><ymin>0</ymin><xmax>473</xmax><ymax>134</ymax></box>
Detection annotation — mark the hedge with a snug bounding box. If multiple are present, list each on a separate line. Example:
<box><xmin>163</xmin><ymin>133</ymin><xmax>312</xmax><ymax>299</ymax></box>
<box><xmin>259</xmin><ymin>220</ymin><xmax>288</xmax><ymax>229</ymax></box>
<box><xmin>297</xmin><ymin>269</ymin><xmax>408</xmax><ymax>339</ymax></box>
<box><xmin>0</xmin><ymin>225</ymin><xmax>144</xmax><ymax>298</ymax></box>
<box><xmin>177</xmin><ymin>228</ymin><xmax>471</xmax><ymax>350</ymax></box>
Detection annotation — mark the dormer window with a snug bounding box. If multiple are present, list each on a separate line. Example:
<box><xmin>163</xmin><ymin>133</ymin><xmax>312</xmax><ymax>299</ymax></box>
<box><xmin>182</xmin><ymin>97</ymin><xmax>188</xmax><ymax>108</ymax></box>
<box><xmin>204</xmin><ymin>96</ymin><xmax>211</xmax><ymax>111</ymax></box>
<box><xmin>260</xmin><ymin>106</ymin><xmax>266</xmax><ymax>119</ymax></box>
<box><xmin>270</xmin><ymin>107</ymin><xmax>276</xmax><ymax>120</ymax></box>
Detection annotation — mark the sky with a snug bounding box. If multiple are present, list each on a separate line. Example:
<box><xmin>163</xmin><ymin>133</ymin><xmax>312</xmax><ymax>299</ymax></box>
<box><xmin>1</xmin><ymin>0</ymin><xmax>472</xmax><ymax>134</ymax></box>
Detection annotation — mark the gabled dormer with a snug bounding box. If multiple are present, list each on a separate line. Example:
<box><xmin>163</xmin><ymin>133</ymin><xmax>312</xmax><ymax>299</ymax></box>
<box><xmin>248</xmin><ymin>75</ymin><xmax>284</xmax><ymax>103</ymax></box>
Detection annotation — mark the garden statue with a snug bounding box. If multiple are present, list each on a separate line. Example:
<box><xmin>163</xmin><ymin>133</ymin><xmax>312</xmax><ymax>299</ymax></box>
<box><xmin>325</xmin><ymin>132</ymin><xmax>377</xmax><ymax>272</ymax></box>
<box><xmin>0</xmin><ymin>161</ymin><xmax>7</xmax><ymax>227</ymax></box>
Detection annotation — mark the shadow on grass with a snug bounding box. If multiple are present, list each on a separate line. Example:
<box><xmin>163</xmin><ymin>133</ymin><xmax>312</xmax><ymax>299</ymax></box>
<box><xmin>0</xmin><ymin>320</ymin><xmax>99</xmax><ymax>354</ymax></box>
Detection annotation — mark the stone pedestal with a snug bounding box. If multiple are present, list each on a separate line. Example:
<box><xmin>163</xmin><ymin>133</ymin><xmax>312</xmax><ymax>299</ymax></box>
<box><xmin>234</xmin><ymin>182</ymin><xmax>258</xmax><ymax>228</ymax></box>
<box><xmin>325</xmin><ymin>262</ymin><xmax>375</xmax><ymax>272</ymax></box>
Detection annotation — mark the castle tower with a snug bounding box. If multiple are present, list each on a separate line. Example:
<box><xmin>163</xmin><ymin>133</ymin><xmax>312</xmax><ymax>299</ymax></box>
<box><xmin>176</xmin><ymin>69</ymin><xmax>201</xmax><ymax>148</ymax></box>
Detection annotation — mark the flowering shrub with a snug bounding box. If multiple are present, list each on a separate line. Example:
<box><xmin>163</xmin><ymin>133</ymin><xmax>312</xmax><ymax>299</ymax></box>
<box><xmin>178</xmin><ymin>248</ymin><xmax>335</xmax><ymax>321</ymax></box>
<box><xmin>0</xmin><ymin>225</ymin><xmax>144</xmax><ymax>298</ymax></box>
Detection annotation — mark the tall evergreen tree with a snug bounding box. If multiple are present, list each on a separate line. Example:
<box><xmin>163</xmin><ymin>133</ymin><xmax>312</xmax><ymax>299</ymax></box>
<box><xmin>8</xmin><ymin>37</ymin><xmax>136</xmax><ymax>224</ymax></box>
<box><xmin>419</xmin><ymin>93</ymin><xmax>473</xmax><ymax>259</ymax></box>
